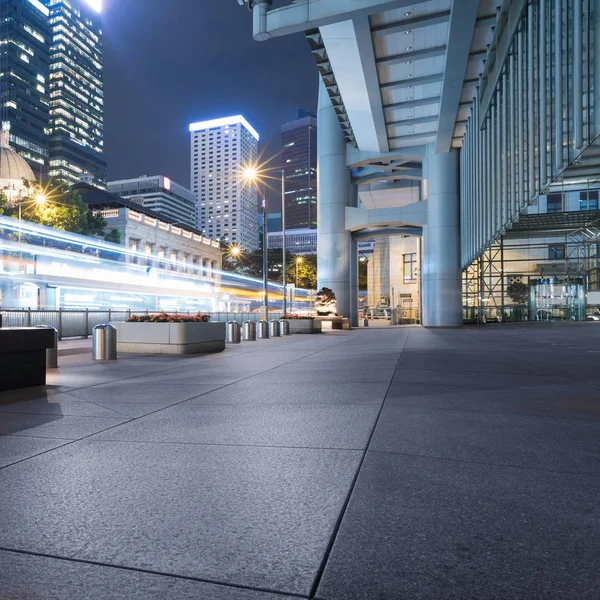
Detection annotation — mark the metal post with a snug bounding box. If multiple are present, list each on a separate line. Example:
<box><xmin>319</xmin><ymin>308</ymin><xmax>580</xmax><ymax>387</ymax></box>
<box><xmin>574</xmin><ymin>0</ymin><xmax>583</xmax><ymax>150</ymax></box>
<box><xmin>262</xmin><ymin>189</ymin><xmax>269</xmax><ymax>320</ymax></box>
<box><xmin>281</xmin><ymin>168</ymin><xmax>287</xmax><ymax>317</ymax></box>
<box><xmin>539</xmin><ymin>0</ymin><xmax>547</xmax><ymax>186</ymax></box>
<box><xmin>527</xmin><ymin>2</ymin><xmax>535</xmax><ymax>201</ymax></box>
<box><xmin>242</xmin><ymin>320</ymin><xmax>257</xmax><ymax>341</ymax></box>
<box><xmin>92</xmin><ymin>324</ymin><xmax>117</xmax><ymax>360</ymax></box>
<box><xmin>555</xmin><ymin>0</ymin><xmax>563</xmax><ymax>172</ymax></box>
<box><xmin>226</xmin><ymin>321</ymin><xmax>241</xmax><ymax>344</ymax></box>
<box><xmin>256</xmin><ymin>319</ymin><xmax>269</xmax><ymax>339</ymax></box>
<box><xmin>518</xmin><ymin>28</ymin><xmax>525</xmax><ymax>212</ymax></box>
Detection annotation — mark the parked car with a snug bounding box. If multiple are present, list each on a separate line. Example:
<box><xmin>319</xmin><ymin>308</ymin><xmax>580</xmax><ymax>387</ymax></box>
<box><xmin>586</xmin><ymin>307</ymin><xmax>600</xmax><ymax>321</ymax></box>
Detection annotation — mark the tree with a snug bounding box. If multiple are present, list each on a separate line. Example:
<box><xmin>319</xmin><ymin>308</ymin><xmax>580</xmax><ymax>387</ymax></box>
<box><xmin>286</xmin><ymin>254</ymin><xmax>317</xmax><ymax>289</ymax></box>
<box><xmin>103</xmin><ymin>228</ymin><xmax>121</xmax><ymax>244</ymax></box>
<box><xmin>223</xmin><ymin>248</ymin><xmax>317</xmax><ymax>289</ymax></box>
<box><xmin>507</xmin><ymin>281</ymin><xmax>529</xmax><ymax>305</ymax></box>
<box><xmin>0</xmin><ymin>192</ymin><xmax>6</xmax><ymax>216</ymax></box>
<box><xmin>6</xmin><ymin>178</ymin><xmax>108</xmax><ymax>237</ymax></box>
<box><xmin>358</xmin><ymin>258</ymin><xmax>368</xmax><ymax>290</ymax></box>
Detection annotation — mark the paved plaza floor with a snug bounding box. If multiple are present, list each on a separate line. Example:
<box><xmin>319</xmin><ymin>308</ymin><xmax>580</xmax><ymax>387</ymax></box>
<box><xmin>0</xmin><ymin>324</ymin><xmax>599</xmax><ymax>599</ymax></box>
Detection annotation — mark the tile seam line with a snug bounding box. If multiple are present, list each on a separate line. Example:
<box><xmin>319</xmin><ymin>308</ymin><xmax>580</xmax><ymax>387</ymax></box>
<box><xmin>366</xmin><ymin>449</ymin><xmax>600</xmax><ymax>478</ymax></box>
<box><xmin>0</xmin><ymin>547</ymin><xmax>307</xmax><ymax>599</ymax></box>
<box><xmin>308</xmin><ymin>328</ymin><xmax>413</xmax><ymax>599</ymax></box>
<box><xmin>74</xmin><ymin>438</ymin><xmax>367</xmax><ymax>453</ymax></box>
<box><xmin>0</xmin><ymin>333</ymin><xmax>365</xmax><ymax>472</ymax></box>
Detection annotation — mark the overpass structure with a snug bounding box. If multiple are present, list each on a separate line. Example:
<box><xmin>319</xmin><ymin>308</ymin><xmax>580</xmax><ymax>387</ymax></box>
<box><xmin>238</xmin><ymin>0</ymin><xmax>600</xmax><ymax>327</ymax></box>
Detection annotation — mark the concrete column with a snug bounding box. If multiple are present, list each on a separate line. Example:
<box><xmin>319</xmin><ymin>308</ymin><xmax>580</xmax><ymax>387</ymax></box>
<box><xmin>422</xmin><ymin>144</ymin><xmax>462</xmax><ymax>327</ymax></box>
<box><xmin>317</xmin><ymin>77</ymin><xmax>352</xmax><ymax>318</ymax></box>
<box><xmin>349</xmin><ymin>239</ymin><xmax>359</xmax><ymax>327</ymax></box>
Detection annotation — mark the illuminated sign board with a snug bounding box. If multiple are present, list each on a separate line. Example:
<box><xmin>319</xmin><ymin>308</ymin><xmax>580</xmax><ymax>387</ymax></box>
<box><xmin>163</xmin><ymin>176</ymin><xmax>171</xmax><ymax>191</ymax></box>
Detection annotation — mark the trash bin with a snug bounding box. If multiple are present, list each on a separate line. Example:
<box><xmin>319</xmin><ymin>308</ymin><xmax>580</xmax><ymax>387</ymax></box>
<box><xmin>242</xmin><ymin>320</ymin><xmax>256</xmax><ymax>341</ymax></box>
<box><xmin>92</xmin><ymin>324</ymin><xmax>117</xmax><ymax>361</ymax></box>
<box><xmin>268</xmin><ymin>320</ymin><xmax>281</xmax><ymax>337</ymax></box>
<box><xmin>36</xmin><ymin>325</ymin><xmax>58</xmax><ymax>368</ymax></box>
<box><xmin>391</xmin><ymin>308</ymin><xmax>398</xmax><ymax>326</ymax></box>
<box><xmin>279</xmin><ymin>319</ymin><xmax>290</xmax><ymax>335</ymax></box>
<box><xmin>226</xmin><ymin>321</ymin><xmax>241</xmax><ymax>344</ymax></box>
<box><xmin>361</xmin><ymin>318</ymin><xmax>369</xmax><ymax>327</ymax></box>
<box><xmin>256</xmin><ymin>320</ymin><xmax>269</xmax><ymax>339</ymax></box>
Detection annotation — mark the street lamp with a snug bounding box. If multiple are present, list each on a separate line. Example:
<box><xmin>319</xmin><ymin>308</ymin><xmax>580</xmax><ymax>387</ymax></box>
<box><xmin>242</xmin><ymin>167</ymin><xmax>269</xmax><ymax>320</ymax></box>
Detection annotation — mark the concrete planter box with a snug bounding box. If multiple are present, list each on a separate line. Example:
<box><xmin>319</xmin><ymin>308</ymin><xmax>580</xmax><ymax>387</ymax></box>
<box><xmin>111</xmin><ymin>322</ymin><xmax>226</xmax><ymax>355</ymax></box>
<box><xmin>285</xmin><ymin>319</ymin><xmax>321</xmax><ymax>334</ymax></box>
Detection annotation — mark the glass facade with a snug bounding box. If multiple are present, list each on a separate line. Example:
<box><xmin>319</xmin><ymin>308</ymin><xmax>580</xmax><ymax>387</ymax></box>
<box><xmin>0</xmin><ymin>0</ymin><xmax>50</xmax><ymax>173</ymax></box>
<box><xmin>47</xmin><ymin>0</ymin><xmax>106</xmax><ymax>186</ymax></box>
<box><xmin>281</xmin><ymin>114</ymin><xmax>317</xmax><ymax>230</ymax></box>
<box><xmin>460</xmin><ymin>0</ymin><xmax>597</xmax><ymax>270</ymax></box>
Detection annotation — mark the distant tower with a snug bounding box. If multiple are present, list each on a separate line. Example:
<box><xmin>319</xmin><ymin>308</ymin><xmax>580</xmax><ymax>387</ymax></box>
<box><xmin>0</xmin><ymin>0</ymin><xmax>50</xmax><ymax>174</ymax></box>
<box><xmin>189</xmin><ymin>116</ymin><xmax>259</xmax><ymax>250</ymax></box>
<box><xmin>47</xmin><ymin>0</ymin><xmax>107</xmax><ymax>187</ymax></box>
<box><xmin>281</xmin><ymin>110</ymin><xmax>317</xmax><ymax>230</ymax></box>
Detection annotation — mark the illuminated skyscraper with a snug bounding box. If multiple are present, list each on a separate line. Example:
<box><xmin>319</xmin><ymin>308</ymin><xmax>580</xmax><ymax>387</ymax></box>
<box><xmin>0</xmin><ymin>0</ymin><xmax>51</xmax><ymax>175</ymax></box>
<box><xmin>47</xmin><ymin>0</ymin><xmax>106</xmax><ymax>186</ymax></box>
<box><xmin>190</xmin><ymin>115</ymin><xmax>259</xmax><ymax>250</ymax></box>
<box><xmin>281</xmin><ymin>110</ymin><xmax>317</xmax><ymax>230</ymax></box>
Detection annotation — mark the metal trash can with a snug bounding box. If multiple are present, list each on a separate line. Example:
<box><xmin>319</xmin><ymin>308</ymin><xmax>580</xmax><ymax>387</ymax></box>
<box><xmin>269</xmin><ymin>320</ymin><xmax>281</xmax><ymax>337</ymax></box>
<box><xmin>256</xmin><ymin>320</ymin><xmax>269</xmax><ymax>339</ymax></box>
<box><xmin>226</xmin><ymin>321</ymin><xmax>241</xmax><ymax>344</ymax></box>
<box><xmin>391</xmin><ymin>308</ymin><xmax>398</xmax><ymax>326</ymax></box>
<box><xmin>92</xmin><ymin>324</ymin><xmax>117</xmax><ymax>361</ymax></box>
<box><xmin>242</xmin><ymin>320</ymin><xmax>257</xmax><ymax>341</ymax></box>
<box><xmin>279</xmin><ymin>319</ymin><xmax>290</xmax><ymax>335</ymax></box>
<box><xmin>361</xmin><ymin>318</ymin><xmax>369</xmax><ymax>327</ymax></box>
<box><xmin>36</xmin><ymin>325</ymin><xmax>58</xmax><ymax>368</ymax></box>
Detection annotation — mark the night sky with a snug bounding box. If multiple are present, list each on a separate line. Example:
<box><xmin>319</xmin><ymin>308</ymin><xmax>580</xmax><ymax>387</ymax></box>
<box><xmin>101</xmin><ymin>0</ymin><xmax>318</xmax><ymax>207</ymax></box>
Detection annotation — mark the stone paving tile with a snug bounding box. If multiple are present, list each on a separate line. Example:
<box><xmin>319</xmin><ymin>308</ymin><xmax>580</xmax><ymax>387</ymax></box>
<box><xmin>370</xmin><ymin>405</ymin><xmax>600</xmax><ymax>473</ymax></box>
<box><xmin>0</xmin><ymin>413</ymin><xmax>128</xmax><ymax>439</ymax></box>
<box><xmin>385</xmin><ymin>383</ymin><xmax>600</xmax><ymax>419</ymax></box>
<box><xmin>184</xmin><ymin>381</ymin><xmax>390</xmax><ymax>406</ymax></box>
<box><xmin>92</xmin><ymin>403</ymin><xmax>381</xmax><ymax>450</ymax></box>
<box><xmin>67</xmin><ymin>383</ymin><xmax>220</xmax><ymax>404</ymax></box>
<box><xmin>316</xmin><ymin>451</ymin><xmax>600</xmax><ymax>600</ymax></box>
<box><xmin>0</xmin><ymin>436</ymin><xmax>69</xmax><ymax>469</ymax></box>
<box><xmin>0</xmin><ymin>550</ymin><xmax>293</xmax><ymax>600</ymax></box>
<box><xmin>0</xmin><ymin>440</ymin><xmax>361</xmax><ymax>596</ymax></box>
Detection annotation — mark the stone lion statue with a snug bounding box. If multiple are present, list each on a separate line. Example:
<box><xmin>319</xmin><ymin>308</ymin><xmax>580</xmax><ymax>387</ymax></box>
<box><xmin>315</xmin><ymin>287</ymin><xmax>338</xmax><ymax>316</ymax></box>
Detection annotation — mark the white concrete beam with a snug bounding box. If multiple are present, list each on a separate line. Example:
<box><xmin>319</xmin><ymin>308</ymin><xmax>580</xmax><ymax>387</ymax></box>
<box><xmin>347</xmin><ymin>146</ymin><xmax>427</xmax><ymax>167</ymax></box>
<box><xmin>435</xmin><ymin>0</ymin><xmax>480</xmax><ymax>154</ymax></box>
<box><xmin>320</xmin><ymin>18</ymin><xmax>388</xmax><ymax>153</ymax></box>
<box><xmin>261</xmin><ymin>0</ymin><xmax>429</xmax><ymax>38</ymax></box>
<box><xmin>345</xmin><ymin>202</ymin><xmax>428</xmax><ymax>231</ymax></box>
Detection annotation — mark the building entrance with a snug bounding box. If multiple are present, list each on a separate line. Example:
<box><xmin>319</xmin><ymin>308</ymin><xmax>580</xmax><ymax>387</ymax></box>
<box><xmin>529</xmin><ymin>277</ymin><xmax>585</xmax><ymax>321</ymax></box>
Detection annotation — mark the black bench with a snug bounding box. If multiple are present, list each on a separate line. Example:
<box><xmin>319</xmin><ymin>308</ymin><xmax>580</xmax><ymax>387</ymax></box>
<box><xmin>0</xmin><ymin>328</ymin><xmax>55</xmax><ymax>391</ymax></box>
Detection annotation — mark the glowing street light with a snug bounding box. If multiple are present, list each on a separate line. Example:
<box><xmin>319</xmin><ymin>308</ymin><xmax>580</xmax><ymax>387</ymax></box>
<box><xmin>295</xmin><ymin>256</ymin><xmax>303</xmax><ymax>288</ymax></box>
<box><xmin>35</xmin><ymin>194</ymin><xmax>46</xmax><ymax>206</ymax></box>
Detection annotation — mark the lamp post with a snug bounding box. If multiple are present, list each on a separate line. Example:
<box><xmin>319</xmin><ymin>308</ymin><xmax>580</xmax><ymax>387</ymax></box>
<box><xmin>281</xmin><ymin>168</ymin><xmax>287</xmax><ymax>317</ymax></box>
<box><xmin>242</xmin><ymin>167</ymin><xmax>269</xmax><ymax>319</ymax></box>
<box><xmin>295</xmin><ymin>256</ymin><xmax>303</xmax><ymax>287</ymax></box>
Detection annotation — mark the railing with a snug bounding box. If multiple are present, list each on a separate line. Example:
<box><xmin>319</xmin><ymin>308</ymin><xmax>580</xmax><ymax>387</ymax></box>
<box><xmin>0</xmin><ymin>309</ymin><xmax>285</xmax><ymax>340</ymax></box>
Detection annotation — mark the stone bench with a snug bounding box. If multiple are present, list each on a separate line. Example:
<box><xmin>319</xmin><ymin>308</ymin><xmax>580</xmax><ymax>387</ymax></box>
<box><xmin>0</xmin><ymin>328</ymin><xmax>55</xmax><ymax>391</ymax></box>
<box><xmin>315</xmin><ymin>316</ymin><xmax>351</xmax><ymax>330</ymax></box>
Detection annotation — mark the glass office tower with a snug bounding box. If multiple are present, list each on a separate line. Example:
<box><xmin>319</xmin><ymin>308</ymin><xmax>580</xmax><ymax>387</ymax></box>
<box><xmin>0</xmin><ymin>0</ymin><xmax>50</xmax><ymax>175</ymax></box>
<box><xmin>47</xmin><ymin>0</ymin><xmax>106</xmax><ymax>186</ymax></box>
<box><xmin>281</xmin><ymin>110</ymin><xmax>317</xmax><ymax>230</ymax></box>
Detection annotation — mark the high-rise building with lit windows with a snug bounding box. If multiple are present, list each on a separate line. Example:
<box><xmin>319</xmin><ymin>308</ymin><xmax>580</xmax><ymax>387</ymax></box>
<box><xmin>47</xmin><ymin>0</ymin><xmax>106</xmax><ymax>186</ymax></box>
<box><xmin>0</xmin><ymin>0</ymin><xmax>51</xmax><ymax>175</ymax></box>
<box><xmin>281</xmin><ymin>110</ymin><xmax>317</xmax><ymax>230</ymax></box>
<box><xmin>190</xmin><ymin>115</ymin><xmax>259</xmax><ymax>251</ymax></box>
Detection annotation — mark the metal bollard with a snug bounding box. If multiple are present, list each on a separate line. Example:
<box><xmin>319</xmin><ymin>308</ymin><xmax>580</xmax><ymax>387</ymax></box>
<box><xmin>256</xmin><ymin>320</ymin><xmax>269</xmax><ymax>339</ymax></box>
<box><xmin>269</xmin><ymin>320</ymin><xmax>281</xmax><ymax>337</ymax></box>
<box><xmin>279</xmin><ymin>319</ymin><xmax>290</xmax><ymax>335</ymax></box>
<box><xmin>226</xmin><ymin>321</ymin><xmax>241</xmax><ymax>344</ymax></box>
<box><xmin>242</xmin><ymin>320</ymin><xmax>257</xmax><ymax>341</ymax></box>
<box><xmin>92</xmin><ymin>324</ymin><xmax>117</xmax><ymax>361</ymax></box>
<box><xmin>36</xmin><ymin>325</ymin><xmax>58</xmax><ymax>368</ymax></box>
<box><xmin>361</xmin><ymin>318</ymin><xmax>369</xmax><ymax>327</ymax></box>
